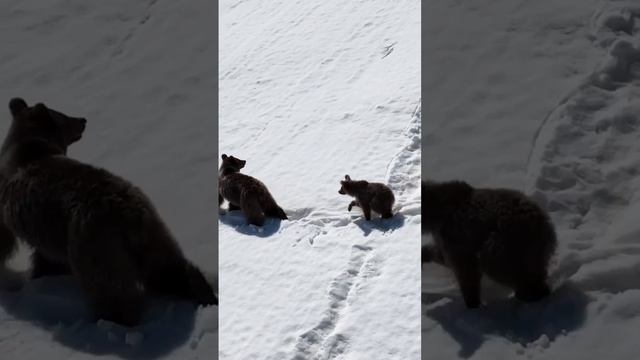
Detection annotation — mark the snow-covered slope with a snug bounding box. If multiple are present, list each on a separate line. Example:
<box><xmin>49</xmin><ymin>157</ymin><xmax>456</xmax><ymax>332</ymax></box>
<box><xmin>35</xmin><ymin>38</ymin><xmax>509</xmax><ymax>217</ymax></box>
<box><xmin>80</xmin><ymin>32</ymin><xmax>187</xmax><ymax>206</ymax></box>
<box><xmin>219</xmin><ymin>1</ymin><xmax>421</xmax><ymax>359</ymax></box>
<box><xmin>424</xmin><ymin>1</ymin><xmax>640</xmax><ymax>359</ymax></box>
<box><xmin>0</xmin><ymin>1</ymin><xmax>217</xmax><ymax>359</ymax></box>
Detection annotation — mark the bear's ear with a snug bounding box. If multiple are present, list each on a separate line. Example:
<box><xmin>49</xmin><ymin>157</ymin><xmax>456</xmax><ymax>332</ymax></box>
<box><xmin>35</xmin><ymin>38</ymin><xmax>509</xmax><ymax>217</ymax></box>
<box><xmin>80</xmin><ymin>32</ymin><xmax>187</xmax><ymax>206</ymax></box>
<box><xmin>31</xmin><ymin>103</ymin><xmax>51</xmax><ymax>120</ymax></box>
<box><xmin>345</xmin><ymin>175</ymin><xmax>351</xmax><ymax>181</ymax></box>
<box><xmin>221</xmin><ymin>154</ymin><xmax>228</xmax><ymax>160</ymax></box>
<box><xmin>9</xmin><ymin>98</ymin><xmax>28</xmax><ymax>117</ymax></box>
<box><xmin>33</xmin><ymin>103</ymin><xmax>48</xmax><ymax>114</ymax></box>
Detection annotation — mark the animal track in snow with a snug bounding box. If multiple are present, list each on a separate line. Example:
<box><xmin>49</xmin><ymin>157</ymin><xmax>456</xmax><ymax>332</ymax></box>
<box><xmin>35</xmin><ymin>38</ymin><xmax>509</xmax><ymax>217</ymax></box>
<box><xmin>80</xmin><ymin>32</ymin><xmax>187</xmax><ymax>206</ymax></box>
<box><xmin>386</xmin><ymin>101</ymin><xmax>421</xmax><ymax>213</ymax></box>
<box><xmin>291</xmin><ymin>245</ymin><xmax>379</xmax><ymax>359</ymax></box>
<box><xmin>526</xmin><ymin>1</ymin><xmax>640</xmax><ymax>290</ymax></box>
<box><xmin>381</xmin><ymin>41</ymin><xmax>397</xmax><ymax>59</ymax></box>
<box><xmin>111</xmin><ymin>0</ymin><xmax>159</xmax><ymax>57</ymax></box>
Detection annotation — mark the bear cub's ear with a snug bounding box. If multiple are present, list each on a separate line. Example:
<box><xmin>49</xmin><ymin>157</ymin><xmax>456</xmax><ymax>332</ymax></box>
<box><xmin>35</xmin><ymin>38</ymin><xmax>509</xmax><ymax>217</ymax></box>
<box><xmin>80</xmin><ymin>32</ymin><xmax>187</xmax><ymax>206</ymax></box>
<box><xmin>344</xmin><ymin>175</ymin><xmax>351</xmax><ymax>181</ymax></box>
<box><xmin>33</xmin><ymin>103</ymin><xmax>49</xmax><ymax>115</ymax></box>
<box><xmin>221</xmin><ymin>154</ymin><xmax>228</xmax><ymax>160</ymax></box>
<box><xmin>9</xmin><ymin>98</ymin><xmax>28</xmax><ymax>117</ymax></box>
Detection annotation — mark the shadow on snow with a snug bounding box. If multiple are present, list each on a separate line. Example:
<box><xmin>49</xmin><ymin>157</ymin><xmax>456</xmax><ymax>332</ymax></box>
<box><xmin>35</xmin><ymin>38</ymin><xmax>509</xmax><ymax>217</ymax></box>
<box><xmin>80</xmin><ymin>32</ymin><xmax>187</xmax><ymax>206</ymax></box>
<box><xmin>352</xmin><ymin>212</ymin><xmax>406</xmax><ymax>236</ymax></box>
<box><xmin>0</xmin><ymin>271</ymin><xmax>212</xmax><ymax>360</ymax></box>
<box><xmin>423</xmin><ymin>281</ymin><xmax>588</xmax><ymax>359</ymax></box>
<box><xmin>218</xmin><ymin>209</ymin><xmax>283</xmax><ymax>237</ymax></box>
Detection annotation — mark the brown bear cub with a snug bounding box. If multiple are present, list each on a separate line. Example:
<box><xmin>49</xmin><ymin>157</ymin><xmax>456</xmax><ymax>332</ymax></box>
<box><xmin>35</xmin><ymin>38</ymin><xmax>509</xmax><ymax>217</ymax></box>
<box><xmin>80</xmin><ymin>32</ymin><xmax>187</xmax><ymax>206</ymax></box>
<box><xmin>421</xmin><ymin>180</ymin><xmax>557</xmax><ymax>308</ymax></box>
<box><xmin>0</xmin><ymin>98</ymin><xmax>217</xmax><ymax>326</ymax></box>
<box><xmin>338</xmin><ymin>175</ymin><xmax>395</xmax><ymax>220</ymax></box>
<box><xmin>218</xmin><ymin>154</ymin><xmax>288</xmax><ymax>227</ymax></box>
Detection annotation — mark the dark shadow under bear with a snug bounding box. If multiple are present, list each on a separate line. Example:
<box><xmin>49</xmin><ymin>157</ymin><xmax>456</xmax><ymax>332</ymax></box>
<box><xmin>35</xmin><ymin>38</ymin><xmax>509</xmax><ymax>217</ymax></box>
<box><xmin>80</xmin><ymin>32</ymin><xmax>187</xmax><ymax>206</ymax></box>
<box><xmin>422</xmin><ymin>180</ymin><xmax>557</xmax><ymax>308</ymax></box>
<box><xmin>0</xmin><ymin>98</ymin><xmax>216</xmax><ymax>326</ymax></box>
<box><xmin>218</xmin><ymin>154</ymin><xmax>287</xmax><ymax>227</ymax></box>
<box><xmin>338</xmin><ymin>175</ymin><xmax>394</xmax><ymax>220</ymax></box>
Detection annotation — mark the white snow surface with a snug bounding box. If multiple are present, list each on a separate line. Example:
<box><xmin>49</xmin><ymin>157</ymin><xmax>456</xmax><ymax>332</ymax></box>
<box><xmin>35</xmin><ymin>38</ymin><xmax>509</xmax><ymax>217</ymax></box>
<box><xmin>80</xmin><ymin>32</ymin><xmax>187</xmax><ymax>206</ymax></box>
<box><xmin>219</xmin><ymin>1</ymin><xmax>421</xmax><ymax>359</ymax></box>
<box><xmin>424</xmin><ymin>0</ymin><xmax>640</xmax><ymax>359</ymax></box>
<box><xmin>0</xmin><ymin>1</ymin><xmax>217</xmax><ymax>359</ymax></box>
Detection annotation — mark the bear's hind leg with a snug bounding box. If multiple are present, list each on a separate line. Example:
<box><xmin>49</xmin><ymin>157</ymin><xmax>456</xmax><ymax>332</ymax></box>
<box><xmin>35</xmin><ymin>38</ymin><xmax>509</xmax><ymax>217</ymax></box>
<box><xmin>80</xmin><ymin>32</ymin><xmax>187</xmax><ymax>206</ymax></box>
<box><xmin>68</xmin><ymin>236</ymin><xmax>145</xmax><ymax>327</ymax></box>
<box><xmin>514</xmin><ymin>273</ymin><xmax>551</xmax><ymax>302</ymax></box>
<box><xmin>241</xmin><ymin>196</ymin><xmax>265</xmax><ymax>226</ymax></box>
<box><xmin>480</xmin><ymin>233</ymin><xmax>552</xmax><ymax>302</ymax></box>
<box><xmin>31</xmin><ymin>251</ymin><xmax>71</xmax><ymax>279</ymax></box>
<box><xmin>380</xmin><ymin>208</ymin><xmax>394</xmax><ymax>219</ymax></box>
<box><xmin>371</xmin><ymin>197</ymin><xmax>393</xmax><ymax>219</ymax></box>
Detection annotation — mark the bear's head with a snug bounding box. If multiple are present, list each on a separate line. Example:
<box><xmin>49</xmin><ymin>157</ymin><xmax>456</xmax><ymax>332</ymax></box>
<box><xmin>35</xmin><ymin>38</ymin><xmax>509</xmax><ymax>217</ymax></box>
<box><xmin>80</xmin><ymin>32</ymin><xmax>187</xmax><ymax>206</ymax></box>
<box><xmin>6</xmin><ymin>98</ymin><xmax>86</xmax><ymax>155</ymax></box>
<box><xmin>338</xmin><ymin>175</ymin><xmax>368</xmax><ymax>196</ymax></box>
<box><xmin>219</xmin><ymin>154</ymin><xmax>246</xmax><ymax>176</ymax></box>
<box><xmin>422</xmin><ymin>180</ymin><xmax>473</xmax><ymax>231</ymax></box>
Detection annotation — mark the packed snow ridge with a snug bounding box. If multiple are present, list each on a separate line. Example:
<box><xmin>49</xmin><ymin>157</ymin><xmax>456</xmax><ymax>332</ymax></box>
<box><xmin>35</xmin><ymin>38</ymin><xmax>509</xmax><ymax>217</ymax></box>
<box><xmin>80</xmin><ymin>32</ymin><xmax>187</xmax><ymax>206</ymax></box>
<box><xmin>424</xmin><ymin>1</ymin><xmax>640</xmax><ymax>359</ymax></box>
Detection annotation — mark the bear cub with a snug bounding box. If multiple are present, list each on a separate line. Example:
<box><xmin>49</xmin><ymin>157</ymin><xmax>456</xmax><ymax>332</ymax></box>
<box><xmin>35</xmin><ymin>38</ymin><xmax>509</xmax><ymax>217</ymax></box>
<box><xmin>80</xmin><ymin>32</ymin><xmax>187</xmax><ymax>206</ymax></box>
<box><xmin>0</xmin><ymin>98</ymin><xmax>217</xmax><ymax>326</ymax></box>
<box><xmin>421</xmin><ymin>180</ymin><xmax>557</xmax><ymax>308</ymax></box>
<box><xmin>218</xmin><ymin>154</ymin><xmax>288</xmax><ymax>226</ymax></box>
<box><xmin>338</xmin><ymin>175</ymin><xmax>395</xmax><ymax>220</ymax></box>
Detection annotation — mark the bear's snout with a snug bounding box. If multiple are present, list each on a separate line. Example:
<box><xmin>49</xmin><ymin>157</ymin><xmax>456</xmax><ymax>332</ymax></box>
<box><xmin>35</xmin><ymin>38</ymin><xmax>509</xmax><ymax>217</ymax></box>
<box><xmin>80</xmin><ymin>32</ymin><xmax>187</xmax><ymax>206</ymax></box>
<box><xmin>68</xmin><ymin>117</ymin><xmax>87</xmax><ymax>143</ymax></box>
<box><xmin>75</xmin><ymin>118</ymin><xmax>87</xmax><ymax>131</ymax></box>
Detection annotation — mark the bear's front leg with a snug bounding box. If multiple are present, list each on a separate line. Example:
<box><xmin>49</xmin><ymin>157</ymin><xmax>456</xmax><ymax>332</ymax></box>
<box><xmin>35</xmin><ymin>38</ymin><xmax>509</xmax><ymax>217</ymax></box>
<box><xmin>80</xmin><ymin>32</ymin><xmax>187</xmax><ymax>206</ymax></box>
<box><xmin>449</xmin><ymin>251</ymin><xmax>482</xmax><ymax>308</ymax></box>
<box><xmin>31</xmin><ymin>251</ymin><xmax>71</xmax><ymax>279</ymax></box>
<box><xmin>0</xmin><ymin>221</ymin><xmax>17</xmax><ymax>266</ymax></box>
<box><xmin>361</xmin><ymin>202</ymin><xmax>372</xmax><ymax>221</ymax></box>
<box><xmin>348</xmin><ymin>200</ymin><xmax>359</xmax><ymax>212</ymax></box>
<box><xmin>241</xmin><ymin>197</ymin><xmax>265</xmax><ymax>227</ymax></box>
<box><xmin>422</xmin><ymin>244</ymin><xmax>445</xmax><ymax>265</ymax></box>
<box><xmin>228</xmin><ymin>203</ymin><xmax>241</xmax><ymax>211</ymax></box>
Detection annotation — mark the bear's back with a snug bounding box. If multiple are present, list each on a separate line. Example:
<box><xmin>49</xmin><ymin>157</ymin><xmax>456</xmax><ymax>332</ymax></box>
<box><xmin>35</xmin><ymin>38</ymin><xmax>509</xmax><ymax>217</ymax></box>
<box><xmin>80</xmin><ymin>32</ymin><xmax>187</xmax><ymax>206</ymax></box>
<box><xmin>2</xmin><ymin>156</ymin><xmax>154</xmax><ymax>226</ymax></box>
<box><xmin>220</xmin><ymin>172</ymin><xmax>267</xmax><ymax>192</ymax></box>
<box><xmin>472</xmin><ymin>188</ymin><xmax>547</xmax><ymax>221</ymax></box>
<box><xmin>368</xmin><ymin>182</ymin><xmax>394</xmax><ymax>199</ymax></box>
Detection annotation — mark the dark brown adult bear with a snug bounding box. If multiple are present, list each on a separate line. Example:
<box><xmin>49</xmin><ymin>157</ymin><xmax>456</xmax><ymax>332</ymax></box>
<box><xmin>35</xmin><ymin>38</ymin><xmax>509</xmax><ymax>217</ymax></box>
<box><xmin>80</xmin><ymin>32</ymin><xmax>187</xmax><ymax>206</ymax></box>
<box><xmin>338</xmin><ymin>175</ymin><xmax>394</xmax><ymax>220</ymax></box>
<box><xmin>421</xmin><ymin>180</ymin><xmax>557</xmax><ymax>308</ymax></box>
<box><xmin>0</xmin><ymin>98</ymin><xmax>217</xmax><ymax>326</ymax></box>
<box><xmin>0</xmin><ymin>98</ymin><xmax>87</xmax><ymax>278</ymax></box>
<box><xmin>218</xmin><ymin>154</ymin><xmax>288</xmax><ymax>227</ymax></box>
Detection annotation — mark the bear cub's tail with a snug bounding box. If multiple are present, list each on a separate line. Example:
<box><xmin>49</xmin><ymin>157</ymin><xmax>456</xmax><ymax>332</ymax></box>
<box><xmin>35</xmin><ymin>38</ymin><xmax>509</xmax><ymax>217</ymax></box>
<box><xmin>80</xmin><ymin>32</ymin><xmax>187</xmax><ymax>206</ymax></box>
<box><xmin>274</xmin><ymin>206</ymin><xmax>288</xmax><ymax>220</ymax></box>
<box><xmin>185</xmin><ymin>262</ymin><xmax>218</xmax><ymax>306</ymax></box>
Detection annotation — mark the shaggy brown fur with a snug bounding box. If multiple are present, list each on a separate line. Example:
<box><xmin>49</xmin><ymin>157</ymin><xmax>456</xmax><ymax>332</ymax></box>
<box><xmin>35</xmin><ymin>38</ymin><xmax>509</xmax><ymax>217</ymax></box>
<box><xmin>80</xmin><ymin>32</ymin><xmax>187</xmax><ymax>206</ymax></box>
<box><xmin>218</xmin><ymin>154</ymin><xmax>287</xmax><ymax>226</ymax></box>
<box><xmin>0</xmin><ymin>98</ymin><xmax>87</xmax><ymax>275</ymax></box>
<box><xmin>0</xmin><ymin>98</ymin><xmax>217</xmax><ymax>326</ymax></box>
<box><xmin>338</xmin><ymin>175</ymin><xmax>394</xmax><ymax>220</ymax></box>
<box><xmin>422</xmin><ymin>180</ymin><xmax>557</xmax><ymax>308</ymax></box>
